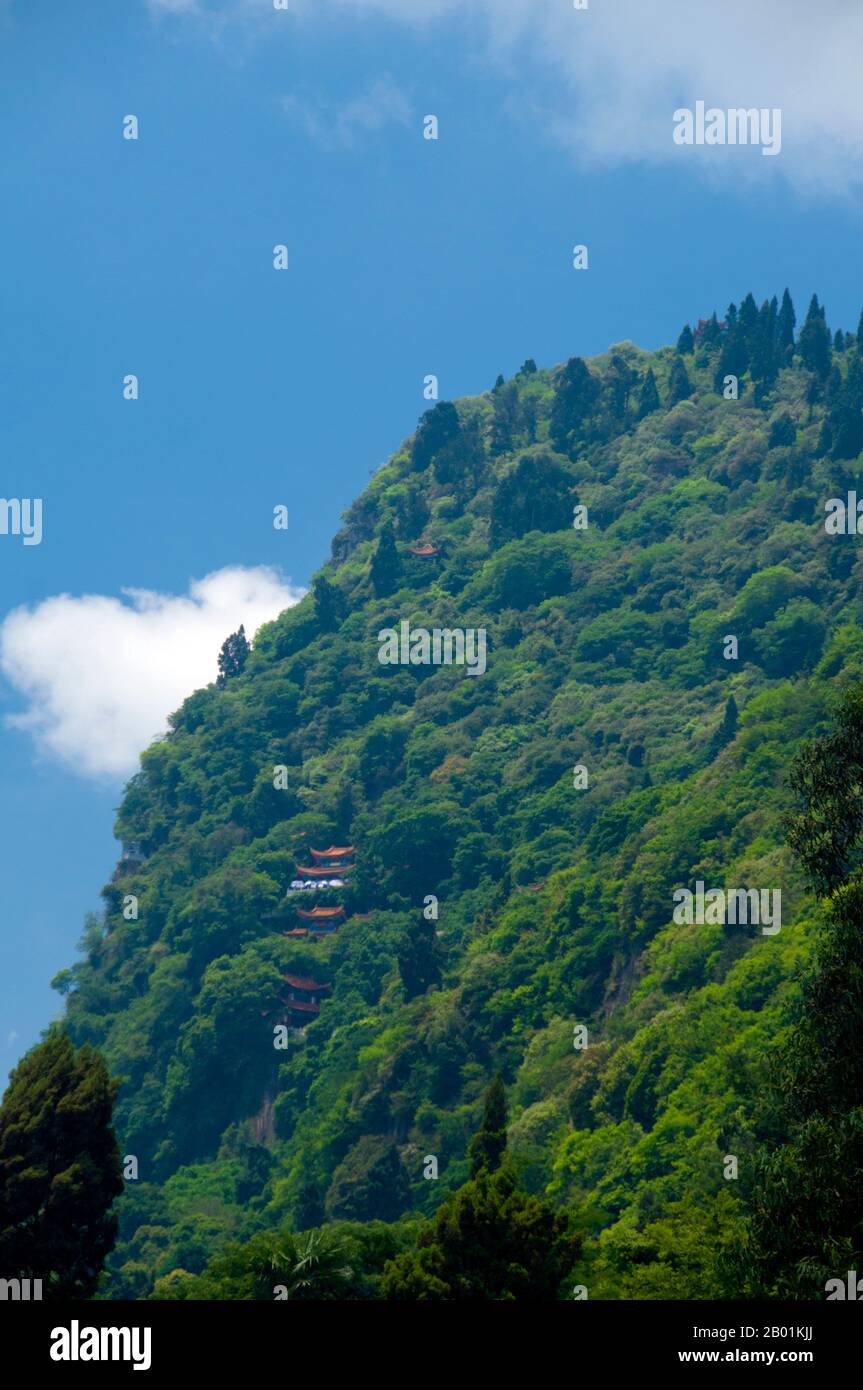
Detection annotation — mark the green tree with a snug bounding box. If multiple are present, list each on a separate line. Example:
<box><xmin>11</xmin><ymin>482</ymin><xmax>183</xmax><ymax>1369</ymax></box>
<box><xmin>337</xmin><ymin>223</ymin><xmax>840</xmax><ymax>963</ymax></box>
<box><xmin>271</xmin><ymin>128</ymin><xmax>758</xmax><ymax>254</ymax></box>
<box><xmin>490</xmin><ymin>452</ymin><xmax>574</xmax><ymax>544</ymax></box>
<box><xmin>490</xmin><ymin>381</ymin><xmax>521</xmax><ymax>457</ymax></box>
<box><xmin>549</xmin><ymin>356</ymin><xmax>598</xmax><ymax>456</ymax></box>
<box><xmin>294</xmin><ymin>1181</ymin><xmax>326</xmax><ymax>1232</ymax></box>
<box><xmin>397</xmin><ymin>918</ymin><xmax>443</xmax><ymax>1000</ymax></box>
<box><xmin>738</xmin><ymin>292</ymin><xmax>759</xmax><ymax>353</ymax></box>
<box><xmin>271</xmin><ymin>1229</ymin><xmax>354</xmax><ymax>1300</ymax></box>
<box><xmin>469</xmin><ymin>1073</ymin><xmax>508</xmax><ymax>1176</ymax></box>
<box><xmin>0</xmin><ymin>1032</ymin><xmax>123</xmax><ymax>1299</ymax></box>
<box><xmin>676</xmin><ymin>324</ymin><xmax>695</xmax><ymax>354</ymax></box>
<box><xmin>666</xmin><ymin>355</ymin><xmax>692</xmax><ymax>404</ymax></box>
<box><xmin>753</xmin><ymin>598</ymin><xmax>826</xmax><ymax>677</ymax></box>
<box><xmin>709</xmin><ymin>694</ymin><xmax>739</xmax><ymax>758</ymax></box>
<box><xmin>798</xmin><ymin>293</ymin><xmax>832</xmax><ymax>380</ymax></box>
<box><xmin>173</xmin><ymin>1227</ymin><xmax>354</xmax><ymax>1301</ymax></box>
<box><xmin>326</xmin><ymin>1138</ymin><xmax>411</xmax><ymax>1223</ymax></box>
<box><xmin>370</xmin><ymin>519</ymin><xmax>400</xmax><ymax>597</ymax></box>
<box><xmin>382</xmin><ymin>1161</ymin><xmax>579</xmax><ymax>1300</ymax></box>
<box><xmin>217</xmin><ymin>625</ymin><xmax>250</xmax><ymax>687</ymax></box>
<box><xmin>784</xmin><ymin>685</ymin><xmax>863</xmax><ymax>893</ymax></box>
<box><xmin>605</xmin><ymin>352</ymin><xmax>637</xmax><ymax>420</ymax></box>
<box><xmin>637</xmin><ymin>366</ymin><xmax>661</xmax><ymax>419</ymax></box>
<box><xmin>312</xmin><ymin>573</ymin><xmax>344</xmax><ymax>629</ymax></box>
<box><xmin>768</xmin><ymin>411</ymin><xmax>796</xmax><ymax>448</ymax></box>
<box><xmin>829</xmin><ymin>354</ymin><xmax>863</xmax><ymax>460</ymax></box>
<box><xmin>698</xmin><ymin>311</ymin><xmax>723</xmax><ymax>349</ymax></box>
<box><xmin>777</xmin><ymin>287</ymin><xmax>796</xmax><ymax>359</ymax></box>
<box><xmin>715</xmin><ymin>321</ymin><xmax>749</xmax><ymax>394</ymax></box>
<box><xmin>750</xmin><ymin>296</ymin><xmax>780</xmax><ymax>402</ymax></box>
<box><xmin>395</xmin><ymin>480</ymin><xmax>428</xmax><ymax>538</ymax></box>
<box><xmin>412</xmin><ymin>401</ymin><xmax>460</xmax><ymax>471</ymax></box>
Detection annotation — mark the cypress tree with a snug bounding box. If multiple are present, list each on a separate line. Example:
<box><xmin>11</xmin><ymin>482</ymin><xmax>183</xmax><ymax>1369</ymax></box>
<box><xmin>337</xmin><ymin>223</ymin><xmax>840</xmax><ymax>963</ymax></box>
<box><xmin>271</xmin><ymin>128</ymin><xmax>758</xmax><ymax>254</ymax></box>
<box><xmin>0</xmin><ymin>1033</ymin><xmax>123</xmax><ymax>1299</ymax></box>
<box><xmin>750</xmin><ymin>298</ymin><xmax>780</xmax><ymax>403</ymax></box>
<box><xmin>666</xmin><ymin>355</ymin><xmax>692</xmax><ymax>405</ymax></box>
<box><xmin>313</xmin><ymin>574</ymin><xmax>344</xmax><ymax>630</ymax></box>
<box><xmin>637</xmin><ymin>366</ymin><xmax>661</xmax><ymax>419</ymax></box>
<box><xmin>777</xmin><ymin>288</ymin><xmax>796</xmax><ymax>358</ymax></box>
<box><xmin>370</xmin><ymin>520</ymin><xmax>400</xmax><ymax>597</ymax></box>
<box><xmin>490</xmin><ymin>381</ymin><xmax>520</xmax><ymax>457</ymax></box>
<box><xmin>709</xmin><ymin>694</ymin><xmax>739</xmax><ymax>758</ymax></box>
<box><xmin>798</xmin><ymin>294</ymin><xmax>832</xmax><ymax>380</ymax></box>
<box><xmin>829</xmin><ymin>355</ymin><xmax>863</xmax><ymax>460</ymax></box>
<box><xmin>738</xmin><ymin>292</ymin><xmax>759</xmax><ymax>356</ymax></box>
<box><xmin>549</xmin><ymin>356</ymin><xmax>598</xmax><ymax>456</ymax></box>
<box><xmin>698</xmin><ymin>313</ymin><xmax>722</xmax><ymax>349</ymax></box>
<box><xmin>676</xmin><ymin>323</ymin><xmax>695</xmax><ymax>354</ymax></box>
<box><xmin>468</xmin><ymin>1074</ymin><xmax>508</xmax><ymax>1177</ymax></box>
<box><xmin>715</xmin><ymin>316</ymin><xmax>749</xmax><ymax>393</ymax></box>
<box><xmin>217</xmin><ymin>625</ymin><xmax>250</xmax><ymax>687</ymax></box>
<box><xmin>605</xmin><ymin>352</ymin><xmax>636</xmax><ymax>420</ymax></box>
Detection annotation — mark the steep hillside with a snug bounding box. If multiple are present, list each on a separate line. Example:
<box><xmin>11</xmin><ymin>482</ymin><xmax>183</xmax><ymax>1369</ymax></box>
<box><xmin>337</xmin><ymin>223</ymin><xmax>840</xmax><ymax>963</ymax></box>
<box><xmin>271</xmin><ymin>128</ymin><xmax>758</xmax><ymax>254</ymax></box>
<box><xmin>57</xmin><ymin>291</ymin><xmax>863</xmax><ymax>1297</ymax></box>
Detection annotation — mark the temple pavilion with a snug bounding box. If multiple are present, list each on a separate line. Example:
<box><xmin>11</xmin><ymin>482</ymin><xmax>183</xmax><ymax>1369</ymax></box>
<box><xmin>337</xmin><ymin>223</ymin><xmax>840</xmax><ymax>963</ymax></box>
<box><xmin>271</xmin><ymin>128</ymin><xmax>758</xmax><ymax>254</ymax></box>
<box><xmin>285</xmin><ymin>904</ymin><xmax>346</xmax><ymax>940</ymax></box>
<box><xmin>264</xmin><ymin>972</ymin><xmax>332</xmax><ymax>1030</ymax></box>
<box><xmin>294</xmin><ymin>845</ymin><xmax>355</xmax><ymax>880</ymax></box>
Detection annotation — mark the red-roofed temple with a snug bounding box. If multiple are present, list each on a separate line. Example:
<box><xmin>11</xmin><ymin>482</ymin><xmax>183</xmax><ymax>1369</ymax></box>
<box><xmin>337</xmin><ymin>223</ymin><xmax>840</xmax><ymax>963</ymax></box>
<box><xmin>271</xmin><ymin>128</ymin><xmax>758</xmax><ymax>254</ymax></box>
<box><xmin>291</xmin><ymin>904</ymin><xmax>346</xmax><ymax>938</ymax></box>
<box><xmin>264</xmin><ymin>972</ymin><xmax>332</xmax><ymax>1029</ymax></box>
<box><xmin>295</xmin><ymin>845</ymin><xmax>355</xmax><ymax>879</ymax></box>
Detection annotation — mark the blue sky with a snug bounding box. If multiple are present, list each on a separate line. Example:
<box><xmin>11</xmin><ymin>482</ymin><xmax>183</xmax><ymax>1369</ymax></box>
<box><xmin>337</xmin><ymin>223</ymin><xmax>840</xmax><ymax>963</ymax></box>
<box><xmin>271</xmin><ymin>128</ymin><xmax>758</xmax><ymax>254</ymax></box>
<box><xmin>2</xmin><ymin>0</ymin><xmax>863</xmax><ymax>1068</ymax></box>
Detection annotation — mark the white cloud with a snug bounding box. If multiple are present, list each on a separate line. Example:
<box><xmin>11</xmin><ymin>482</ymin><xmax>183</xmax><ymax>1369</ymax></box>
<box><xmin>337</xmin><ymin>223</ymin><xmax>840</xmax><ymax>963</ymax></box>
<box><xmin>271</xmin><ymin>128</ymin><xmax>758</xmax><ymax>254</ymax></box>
<box><xmin>0</xmin><ymin>567</ymin><xmax>304</xmax><ymax>780</ymax></box>
<box><xmin>148</xmin><ymin>0</ymin><xmax>863</xmax><ymax>194</ymax></box>
<box><xmin>281</xmin><ymin>76</ymin><xmax>411</xmax><ymax>149</ymax></box>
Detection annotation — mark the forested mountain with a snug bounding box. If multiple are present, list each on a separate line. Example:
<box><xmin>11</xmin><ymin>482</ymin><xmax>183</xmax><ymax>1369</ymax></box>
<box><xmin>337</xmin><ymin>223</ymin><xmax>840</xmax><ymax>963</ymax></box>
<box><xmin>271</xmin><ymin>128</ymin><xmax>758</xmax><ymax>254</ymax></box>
<box><xmin>55</xmin><ymin>290</ymin><xmax>863</xmax><ymax>1298</ymax></box>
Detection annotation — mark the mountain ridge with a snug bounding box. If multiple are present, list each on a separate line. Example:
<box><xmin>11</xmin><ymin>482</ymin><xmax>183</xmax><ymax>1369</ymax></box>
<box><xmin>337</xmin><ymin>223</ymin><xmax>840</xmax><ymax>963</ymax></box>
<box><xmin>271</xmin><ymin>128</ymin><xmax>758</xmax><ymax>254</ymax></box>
<box><xmin>56</xmin><ymin>290</ymin><xmax>863</xmax><ymax>1296</ymax></box>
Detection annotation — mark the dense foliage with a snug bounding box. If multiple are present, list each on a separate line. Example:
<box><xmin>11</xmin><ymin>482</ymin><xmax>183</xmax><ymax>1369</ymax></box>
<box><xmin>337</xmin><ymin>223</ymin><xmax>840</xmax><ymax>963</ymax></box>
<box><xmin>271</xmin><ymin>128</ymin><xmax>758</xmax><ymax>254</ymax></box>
<box><xmin>51</xmin><ymin>289</ymin><xmax>863</xmax><ymax>1297</ymax></box>
<box><xmin>0</xmin><ymin>1032</ymin><xmax>123</xmax><ymax>1298</ymax></box>
<box><xmin>739</xmin><ymin>689</ymin><xmax>863</xmax><ymax>1296</ymax></box>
